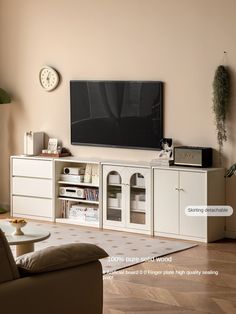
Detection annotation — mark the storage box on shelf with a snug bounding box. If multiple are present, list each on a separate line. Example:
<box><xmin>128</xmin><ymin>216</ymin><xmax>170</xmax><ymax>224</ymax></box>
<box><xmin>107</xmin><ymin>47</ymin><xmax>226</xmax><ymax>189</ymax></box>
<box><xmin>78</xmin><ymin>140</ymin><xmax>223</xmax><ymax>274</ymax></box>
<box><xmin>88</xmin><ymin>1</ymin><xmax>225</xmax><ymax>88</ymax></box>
<box><xmin>60</xmin><ymin>201</ymin><xmax>98</xmax><ymax>225</ymax></box>
<box><xmin>135</xmin><ymin>173</ymin><xmax>145</xmax><ymax>187</ymax></box>
<box><xmin>108</xmin><ymin>197</ymin><xmax>121</xmax><ymax>208</ymax></box>
<box><xmin>108</xmin><ymin>173</ymin><xmax>121</xmax><ymax>185</ymax></box>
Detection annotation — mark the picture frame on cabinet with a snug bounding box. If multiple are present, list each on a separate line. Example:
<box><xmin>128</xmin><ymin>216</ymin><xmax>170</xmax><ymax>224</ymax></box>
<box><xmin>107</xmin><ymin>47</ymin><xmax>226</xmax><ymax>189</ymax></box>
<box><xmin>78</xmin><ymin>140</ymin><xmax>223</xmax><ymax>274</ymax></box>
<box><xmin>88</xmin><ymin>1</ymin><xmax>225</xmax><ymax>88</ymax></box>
<box><xmin>47</xmin><ymin>138</ymin><xmax>58</xmax><ymax>152</ymax></box>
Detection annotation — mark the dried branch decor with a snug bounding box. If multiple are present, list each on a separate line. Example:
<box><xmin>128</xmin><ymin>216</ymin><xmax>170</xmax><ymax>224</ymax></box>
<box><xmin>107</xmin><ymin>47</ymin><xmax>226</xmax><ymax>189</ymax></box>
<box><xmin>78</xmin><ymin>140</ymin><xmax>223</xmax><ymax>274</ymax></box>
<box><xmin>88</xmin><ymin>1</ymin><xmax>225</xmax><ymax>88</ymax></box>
<box><xmin>212</xmin><ymin>65</ymin><xmax>230</xmax><ymax>153</ymax></box>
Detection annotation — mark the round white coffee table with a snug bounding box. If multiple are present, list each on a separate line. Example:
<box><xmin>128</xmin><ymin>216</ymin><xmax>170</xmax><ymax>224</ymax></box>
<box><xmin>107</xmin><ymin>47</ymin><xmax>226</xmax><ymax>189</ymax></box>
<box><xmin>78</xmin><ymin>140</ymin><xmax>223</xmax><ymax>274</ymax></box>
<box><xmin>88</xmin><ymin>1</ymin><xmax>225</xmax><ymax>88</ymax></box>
<box><xmin>0</xmin><ymin>221</ymin><xmax>50</xmax><ymax>257</ymax></box>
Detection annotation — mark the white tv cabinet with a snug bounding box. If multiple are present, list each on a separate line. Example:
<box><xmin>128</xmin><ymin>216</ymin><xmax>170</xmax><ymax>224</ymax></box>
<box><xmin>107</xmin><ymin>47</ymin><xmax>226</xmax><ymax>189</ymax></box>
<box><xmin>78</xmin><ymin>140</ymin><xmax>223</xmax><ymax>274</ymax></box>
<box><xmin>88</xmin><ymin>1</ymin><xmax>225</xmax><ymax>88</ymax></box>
<box><xmin>10</xmin><ymin>156</ymin><xmax>226</xmax><ymax>242</ymax></box>
<box><xmin>153</xmin><ymin>167</ymin><xmax>225</xmax><ymax>242</ymax></box>
<box><xmin>11</xmin><ymin>156</ymin><xmax>102</xmax><ymax>227</ymax></box>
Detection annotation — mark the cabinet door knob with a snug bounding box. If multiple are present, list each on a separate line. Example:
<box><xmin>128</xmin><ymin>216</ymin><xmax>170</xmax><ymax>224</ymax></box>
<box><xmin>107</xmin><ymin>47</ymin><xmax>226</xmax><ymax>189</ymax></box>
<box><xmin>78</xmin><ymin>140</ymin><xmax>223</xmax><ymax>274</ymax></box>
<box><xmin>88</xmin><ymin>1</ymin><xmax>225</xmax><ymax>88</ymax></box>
<box><xmin>175</xmin><ymin>187</ymin><xmax>179</xmax><ymax>191</ymax></box>
<box><xmin>179</xmin><ymin>188</ymin><xmax>184</xmax><ymax>192</ymax></box>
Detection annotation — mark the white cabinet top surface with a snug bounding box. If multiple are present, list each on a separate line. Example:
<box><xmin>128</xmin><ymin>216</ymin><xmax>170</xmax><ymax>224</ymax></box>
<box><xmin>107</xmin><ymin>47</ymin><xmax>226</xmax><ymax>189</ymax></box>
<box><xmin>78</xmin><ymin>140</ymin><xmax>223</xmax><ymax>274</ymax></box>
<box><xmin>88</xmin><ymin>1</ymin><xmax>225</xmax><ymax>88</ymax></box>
<box><xmin>12</xmin><ymin>155</ymin><xmax>53</xmax><ymax>161</ymax></box>
<box><xmin>11</xmin><ymin>155</ymin><xmax>101</xmax><ymax>164</ymax></box>
<box><xmin>152</xmin><ymin>165</ymin><xmax>224</xmax><ymax>173</ymax></box>
<box><xmin>11</xmin><ymin>155</ymin><xmax>224</xmax><ymax>172</ymax></box>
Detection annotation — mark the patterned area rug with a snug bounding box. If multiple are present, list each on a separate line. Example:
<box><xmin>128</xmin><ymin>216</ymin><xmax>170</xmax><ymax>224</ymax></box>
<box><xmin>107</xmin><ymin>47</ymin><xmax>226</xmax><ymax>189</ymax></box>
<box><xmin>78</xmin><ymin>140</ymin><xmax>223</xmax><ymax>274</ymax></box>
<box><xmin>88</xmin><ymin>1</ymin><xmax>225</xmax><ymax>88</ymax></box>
<box><xmin>9</xmin><ymin>221</ymin><xmax>196</xmax><ymax>274</ymax></box>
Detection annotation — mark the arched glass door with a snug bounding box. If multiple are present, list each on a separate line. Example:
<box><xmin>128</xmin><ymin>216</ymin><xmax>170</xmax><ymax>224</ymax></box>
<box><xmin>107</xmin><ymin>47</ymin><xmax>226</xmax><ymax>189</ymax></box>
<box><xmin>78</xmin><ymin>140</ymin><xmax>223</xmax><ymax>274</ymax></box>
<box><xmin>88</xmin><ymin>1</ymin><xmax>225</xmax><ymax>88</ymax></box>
<box><xmin>106</xmin><ymin>171</ymin><xmax>122</xmax><ymax>222</ymax></box>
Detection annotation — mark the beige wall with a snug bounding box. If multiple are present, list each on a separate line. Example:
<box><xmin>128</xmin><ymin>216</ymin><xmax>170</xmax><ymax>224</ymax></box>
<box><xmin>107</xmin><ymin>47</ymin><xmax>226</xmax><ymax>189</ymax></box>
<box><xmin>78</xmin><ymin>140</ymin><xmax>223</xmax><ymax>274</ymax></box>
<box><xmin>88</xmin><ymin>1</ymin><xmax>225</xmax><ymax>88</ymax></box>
<box><xmin>0</xmin><ymin>0</ymin><xmax>236</xmax><ymax>234</ymax></box>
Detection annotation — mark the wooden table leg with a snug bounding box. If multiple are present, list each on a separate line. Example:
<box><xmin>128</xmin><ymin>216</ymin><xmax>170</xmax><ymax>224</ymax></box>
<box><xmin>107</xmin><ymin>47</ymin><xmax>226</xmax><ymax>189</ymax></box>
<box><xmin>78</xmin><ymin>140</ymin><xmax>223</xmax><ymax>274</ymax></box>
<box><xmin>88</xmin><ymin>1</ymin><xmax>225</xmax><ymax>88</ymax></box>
<box><xmin>16</xmin><ymin>243</ymin><xmax>34</xmax><ymax>257</ymax></box>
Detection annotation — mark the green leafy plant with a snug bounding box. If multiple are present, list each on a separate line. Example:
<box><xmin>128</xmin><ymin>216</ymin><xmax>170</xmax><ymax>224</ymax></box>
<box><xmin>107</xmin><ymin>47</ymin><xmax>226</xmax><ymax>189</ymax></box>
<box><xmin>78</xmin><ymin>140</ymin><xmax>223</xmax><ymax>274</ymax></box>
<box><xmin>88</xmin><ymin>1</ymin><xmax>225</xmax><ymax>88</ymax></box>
<box><xmin>0</xmin><ymin>88</ymin><xmax>11</xmax><ymax>104</ymax></box>
<box><xmin>212</xmin><ymin>65</ymin><xmax>230</xmax><ymax>155</ymax></box>
<box><xmin>225</xmin><ymin>163</ymin><xmax>236</xmax><ymax>177</ymax></box>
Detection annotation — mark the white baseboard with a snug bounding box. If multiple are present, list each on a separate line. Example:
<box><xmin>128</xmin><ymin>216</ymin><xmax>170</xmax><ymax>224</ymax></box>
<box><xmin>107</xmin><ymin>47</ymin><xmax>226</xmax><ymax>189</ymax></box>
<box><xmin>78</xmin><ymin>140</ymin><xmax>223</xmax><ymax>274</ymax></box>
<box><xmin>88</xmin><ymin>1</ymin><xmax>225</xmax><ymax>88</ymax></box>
<box><xmin>0</xmin><ymin>203</ymin><xmax>10</xmax><ymax>212</ymax></box>
<box><xmin>225</xmin><ymin>230</ymin><xmax>236</xmax><ymax>239</ymax></box>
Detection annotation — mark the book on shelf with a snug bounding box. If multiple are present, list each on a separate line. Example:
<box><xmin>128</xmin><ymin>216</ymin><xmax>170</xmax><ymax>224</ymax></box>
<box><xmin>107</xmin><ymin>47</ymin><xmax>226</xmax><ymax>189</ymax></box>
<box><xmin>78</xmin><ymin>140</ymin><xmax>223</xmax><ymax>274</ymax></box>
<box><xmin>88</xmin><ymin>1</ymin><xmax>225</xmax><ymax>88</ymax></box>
<box><xmin>84</xmin><ymin>188</ymin><xmax>99</xmax><ymax>202</ymax></box>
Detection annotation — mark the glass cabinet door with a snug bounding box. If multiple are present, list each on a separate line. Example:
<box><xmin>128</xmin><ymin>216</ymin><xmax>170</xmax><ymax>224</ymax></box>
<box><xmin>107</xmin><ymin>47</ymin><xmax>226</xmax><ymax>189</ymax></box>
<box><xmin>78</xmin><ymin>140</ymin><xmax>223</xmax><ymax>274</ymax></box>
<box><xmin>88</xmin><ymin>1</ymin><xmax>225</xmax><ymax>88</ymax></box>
<box><xmin>106</xmin><ymin>171</ymin><xmax>122</xmax><ymax>222</ymax></box>
<box><xmin>103</xmin><ymin>165</ymin><xmax>150</xmax><ymax>232</ymax></box>
<box><xmin>129</xmin><ymin>173</ymin><xmax>146</xmax><ymax>225</ymax></box>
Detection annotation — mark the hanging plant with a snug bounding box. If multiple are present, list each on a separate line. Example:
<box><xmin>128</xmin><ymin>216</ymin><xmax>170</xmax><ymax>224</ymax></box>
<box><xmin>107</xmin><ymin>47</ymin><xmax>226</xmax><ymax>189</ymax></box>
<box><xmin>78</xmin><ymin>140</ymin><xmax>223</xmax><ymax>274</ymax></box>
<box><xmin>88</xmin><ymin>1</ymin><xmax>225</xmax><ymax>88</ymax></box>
<box><xmin>212</xmin><ymin>65</ymin><xmax>230</xmax><ymax>154</ymax></box>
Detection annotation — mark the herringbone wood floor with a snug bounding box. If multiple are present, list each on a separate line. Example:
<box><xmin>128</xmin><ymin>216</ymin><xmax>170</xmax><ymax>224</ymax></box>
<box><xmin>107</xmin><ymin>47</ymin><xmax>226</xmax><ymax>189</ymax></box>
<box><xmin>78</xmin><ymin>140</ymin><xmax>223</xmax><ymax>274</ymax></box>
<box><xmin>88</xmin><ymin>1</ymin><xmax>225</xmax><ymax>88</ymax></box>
<box><xmin>1</xmin><ymin>214</ymin><xmax>235</xmax><ymax>313</ymax></box>
<box><xmin>103</xmin><ymin>239</ymin><xmax>236</xmax><ymax>314</ymax></box>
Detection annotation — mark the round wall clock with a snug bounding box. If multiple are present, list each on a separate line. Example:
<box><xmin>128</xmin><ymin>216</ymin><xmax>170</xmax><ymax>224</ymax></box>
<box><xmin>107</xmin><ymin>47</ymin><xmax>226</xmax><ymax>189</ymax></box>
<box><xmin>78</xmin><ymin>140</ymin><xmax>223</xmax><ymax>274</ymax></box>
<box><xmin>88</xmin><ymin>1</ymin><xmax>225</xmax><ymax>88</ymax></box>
<box><xmin>39</xmin><ymin>66</ymin><xmax>60</xmax><ymax>91</ymax></box>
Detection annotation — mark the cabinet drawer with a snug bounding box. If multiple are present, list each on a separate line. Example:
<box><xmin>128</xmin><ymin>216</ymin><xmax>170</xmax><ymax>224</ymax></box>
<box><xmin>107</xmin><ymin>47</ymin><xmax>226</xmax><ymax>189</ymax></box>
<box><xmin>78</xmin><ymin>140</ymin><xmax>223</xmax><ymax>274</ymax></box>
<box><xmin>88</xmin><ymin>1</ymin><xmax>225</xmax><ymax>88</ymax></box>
<box><xmin>12</xmin><ymin>196</ymin><xmax>53</xmax><ymax>218</ymax></box>
<box><xmin>12</xmin><ymin>158</ymin><xmax>52</xmax><ymax>178</ymax></box>
<box><xmin>12</xmin><ymin>177</ymin><xmax>53</xmax><ymax>198</ymax></box>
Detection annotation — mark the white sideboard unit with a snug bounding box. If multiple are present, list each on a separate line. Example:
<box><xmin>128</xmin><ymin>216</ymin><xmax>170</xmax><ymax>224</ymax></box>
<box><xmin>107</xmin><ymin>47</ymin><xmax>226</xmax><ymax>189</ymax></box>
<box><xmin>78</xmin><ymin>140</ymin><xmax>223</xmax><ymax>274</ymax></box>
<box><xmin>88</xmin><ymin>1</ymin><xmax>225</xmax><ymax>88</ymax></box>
<box><xmin>10</xmin><ymin>156</ymin><xmax>226</xmax><ymax>241</ymax></box>
<box><xmin>153</xmin><ymin>167</ymin><xmax>225</xmax><ymax>242</ymax></box>
<box><xmin>11</xmin><ymin>156</ymin><xmax>101</xmax><ymax>227</ymax></box>
<box><xmin>11</xmin><ymin>156</ymin><xmax>54</xmax><ymax>221</ymax></box>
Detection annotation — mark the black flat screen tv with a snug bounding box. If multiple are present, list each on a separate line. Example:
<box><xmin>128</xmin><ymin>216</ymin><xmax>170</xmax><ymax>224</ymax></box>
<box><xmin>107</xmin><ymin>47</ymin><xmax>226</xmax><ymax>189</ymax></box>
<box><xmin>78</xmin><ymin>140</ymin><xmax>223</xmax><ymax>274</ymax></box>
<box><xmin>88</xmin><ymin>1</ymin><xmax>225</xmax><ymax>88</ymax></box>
<box><xmin>70</xmin><ymin>80</ymin><xmax>164</xmax><ymax>150</ymax></box>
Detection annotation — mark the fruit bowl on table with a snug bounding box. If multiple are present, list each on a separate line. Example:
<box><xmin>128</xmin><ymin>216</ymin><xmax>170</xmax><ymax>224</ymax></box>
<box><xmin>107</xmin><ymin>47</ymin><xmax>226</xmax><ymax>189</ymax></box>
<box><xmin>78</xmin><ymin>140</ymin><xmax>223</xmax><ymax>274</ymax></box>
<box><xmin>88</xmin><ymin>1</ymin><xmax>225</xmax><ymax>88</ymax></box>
<box><xmin>8</xmin><ymin>219</ymin><xmax>27</xmax><ymax>235</ymax></box>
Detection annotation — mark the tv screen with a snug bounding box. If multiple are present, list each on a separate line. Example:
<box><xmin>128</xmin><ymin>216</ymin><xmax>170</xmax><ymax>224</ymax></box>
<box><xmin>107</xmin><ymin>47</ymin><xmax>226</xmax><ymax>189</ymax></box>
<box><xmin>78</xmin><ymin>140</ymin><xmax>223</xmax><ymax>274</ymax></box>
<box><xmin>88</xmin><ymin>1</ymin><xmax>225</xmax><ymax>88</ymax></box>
<box><xmin>70</xmin><ymin>80</ymin><xmax>163</xmax><ymax>150</ymax></box>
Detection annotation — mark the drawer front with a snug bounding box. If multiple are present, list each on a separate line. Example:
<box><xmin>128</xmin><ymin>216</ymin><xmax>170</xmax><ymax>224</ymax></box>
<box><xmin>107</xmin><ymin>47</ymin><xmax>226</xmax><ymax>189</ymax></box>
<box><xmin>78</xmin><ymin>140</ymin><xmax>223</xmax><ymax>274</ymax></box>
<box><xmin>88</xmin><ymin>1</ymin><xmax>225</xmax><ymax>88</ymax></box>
<box><xmin>12</xmin><ymin>196</ymin><xmax>53</xmax><ymax>218</ymax></box>
<box><xmin>12</xmin><ymin>177</ymin><xmax>53</xmax><ymax>198</ymax></box>
<box><xmin>12</xmin><ymin>158</ymin><xmax>53</xmax><ymax>178</ymax></box>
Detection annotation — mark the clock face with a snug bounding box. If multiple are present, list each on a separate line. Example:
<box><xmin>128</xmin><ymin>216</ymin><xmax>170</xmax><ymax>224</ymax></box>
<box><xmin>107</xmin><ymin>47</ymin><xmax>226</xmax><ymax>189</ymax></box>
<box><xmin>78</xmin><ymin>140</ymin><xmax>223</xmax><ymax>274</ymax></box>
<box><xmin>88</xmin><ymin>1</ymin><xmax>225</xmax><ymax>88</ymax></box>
<box><xmin>39</xmin><ymin>66</ymin><xmax>60</xmax><ymax>91</ymax></box>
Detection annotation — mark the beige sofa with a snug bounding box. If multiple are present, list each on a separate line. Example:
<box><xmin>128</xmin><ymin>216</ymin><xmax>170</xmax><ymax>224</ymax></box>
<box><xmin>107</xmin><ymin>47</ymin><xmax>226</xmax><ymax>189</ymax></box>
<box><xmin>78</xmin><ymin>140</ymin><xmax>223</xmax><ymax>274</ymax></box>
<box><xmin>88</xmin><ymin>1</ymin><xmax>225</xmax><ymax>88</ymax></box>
<box><xmin>0</xmin><ymin>229</ymin><xmax>108</xmax><ymax>314</ymax></box>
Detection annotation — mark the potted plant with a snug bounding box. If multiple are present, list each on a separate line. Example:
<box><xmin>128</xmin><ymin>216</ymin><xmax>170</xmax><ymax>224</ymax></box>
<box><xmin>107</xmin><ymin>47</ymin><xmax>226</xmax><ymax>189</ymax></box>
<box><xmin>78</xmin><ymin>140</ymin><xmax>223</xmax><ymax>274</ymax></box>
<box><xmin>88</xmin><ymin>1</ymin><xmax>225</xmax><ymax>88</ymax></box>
<box><xmin>0</xmin><ymin>88</ymin><xmax>11</xmax><ymax>104</ymax></box>
<box><xmin>225</xmin><ymin>164</ymin><xmax>236</xmax><ymax>178</ymax></box>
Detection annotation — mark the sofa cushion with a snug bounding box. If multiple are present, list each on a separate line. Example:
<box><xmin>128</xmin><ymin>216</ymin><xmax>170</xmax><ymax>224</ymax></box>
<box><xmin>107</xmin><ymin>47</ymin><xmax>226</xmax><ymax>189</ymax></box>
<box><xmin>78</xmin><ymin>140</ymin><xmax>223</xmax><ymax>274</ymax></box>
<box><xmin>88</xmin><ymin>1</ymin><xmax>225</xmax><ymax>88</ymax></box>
<box><xmin>0</xmin><ymin>229</ymin><xmax>20</xmax><ymax>283</ymax></box>
<box><xmin>16</xmin><ymin>243</ymin><xmax>108</xmax><ymax>274</ymax></box>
